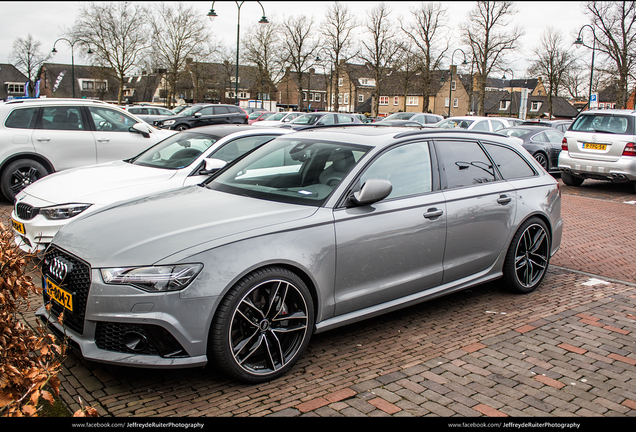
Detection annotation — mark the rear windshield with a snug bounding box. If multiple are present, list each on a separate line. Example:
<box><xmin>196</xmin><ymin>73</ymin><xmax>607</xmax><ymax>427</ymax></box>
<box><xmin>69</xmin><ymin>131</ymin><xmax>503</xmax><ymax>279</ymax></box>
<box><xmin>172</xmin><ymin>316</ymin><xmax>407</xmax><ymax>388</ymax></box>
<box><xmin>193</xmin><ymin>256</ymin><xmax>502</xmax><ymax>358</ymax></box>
<box><xmin>571</xmin><ymin>114</ymin><xmax>633</xmax><ymax>134</ymax></box>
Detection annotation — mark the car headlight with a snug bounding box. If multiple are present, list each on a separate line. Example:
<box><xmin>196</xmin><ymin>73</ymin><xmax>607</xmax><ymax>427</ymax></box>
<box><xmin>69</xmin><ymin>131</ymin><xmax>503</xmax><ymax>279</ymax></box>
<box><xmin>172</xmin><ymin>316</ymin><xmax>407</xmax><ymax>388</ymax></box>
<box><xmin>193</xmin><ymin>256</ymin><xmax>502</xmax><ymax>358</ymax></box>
<box><xmin>40</xmin><ymin>203</ymin><xmax>92</xmax><ymax>220</ymax></box>
<box><xmin>163</xmin><ymin>120</ymin><xmax>176</xmax><ymax>126</ymax></box>
<box><xmin>101</xmin><ymin>264</ymin><xmax>203</xmax><ymax>292</ymax></box>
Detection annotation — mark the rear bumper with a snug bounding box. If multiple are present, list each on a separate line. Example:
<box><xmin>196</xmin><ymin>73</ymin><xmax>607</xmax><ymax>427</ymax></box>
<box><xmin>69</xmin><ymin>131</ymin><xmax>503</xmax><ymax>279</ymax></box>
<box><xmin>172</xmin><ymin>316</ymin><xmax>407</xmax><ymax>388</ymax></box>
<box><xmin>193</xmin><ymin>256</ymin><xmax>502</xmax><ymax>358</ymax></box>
<box><xmin>558</xmin><ymin>153</ymin><xmax>636</xmax><ymax>182</ymax></box>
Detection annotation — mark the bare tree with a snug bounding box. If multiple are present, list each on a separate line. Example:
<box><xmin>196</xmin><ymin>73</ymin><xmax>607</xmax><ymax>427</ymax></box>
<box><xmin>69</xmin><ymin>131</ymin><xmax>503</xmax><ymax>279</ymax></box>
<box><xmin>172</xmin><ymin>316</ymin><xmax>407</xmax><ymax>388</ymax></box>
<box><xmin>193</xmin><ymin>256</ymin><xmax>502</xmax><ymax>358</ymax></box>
<box><xmin>281</xmin><ymin>14</ymin><xmax>321</xmax><ymax>111</ymax></box>
<box><xmin>584</xmin><ymin>1</ymin><xmax>636</xmax><ymax>108</ymax></box>
<box><xmin>150</xmin><ymin>2</ymin><xmax>213</xmax><ymax>108</ymax></box>
<box><xmin>69</xmin><ymin>2</ymin><xmax>150</xmax><ymax>105</ymax></box>
<box><xmin>399</xmin><ymin>2</ymin><xmax>449</xmax><ymax>112</ymax></box>
<box><xmin>460</xmin><ymin>1</ymin><xmax>524</xmax><ymax>115</ymax></box>
<box><xmin>528</xmin><ymin>28</ymin><xmax>576</xmax><ymax>118</ymax></box>
<box><xmin>322</xmin><ymin>2</ymin><xmax>358</xmax><ymax>112</ymax></box>
<box><xmin>562</xmin><ymin>60</ymin><xmax>588</xmax><ymax>100</ymax></box>
<box><xmin>359</xmin><ymin>3</ymin><xmax>401</xmax><ymax>117</ymax></box>
<box><xmin>243</xmin><ymin>17</ymin><xmax>285</xmax><ymax>105</ymax></box>
<box><xmin>9</xmin><ymin>34</ymin><xmax>50</xmax><ymax>97</ymax></box>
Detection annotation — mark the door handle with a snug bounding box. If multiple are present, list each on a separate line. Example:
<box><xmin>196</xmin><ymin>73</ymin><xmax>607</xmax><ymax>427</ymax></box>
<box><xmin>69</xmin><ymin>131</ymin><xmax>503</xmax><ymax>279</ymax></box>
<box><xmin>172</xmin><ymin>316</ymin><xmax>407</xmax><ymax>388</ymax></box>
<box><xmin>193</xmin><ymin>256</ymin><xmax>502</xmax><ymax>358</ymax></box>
<box><xmin>497</xmin><ymin>195</ymin><xmax>512</xmax><ymax>205</ymax></box>
<box><xmin>97</xmin><ymin>138</ymin><xmax>110</xmax><ymax>142</ymax></box>
<box><xmin>424</xmin><ymin>208</ymin><xmax>444</xmax><ymax>219</ymax></box>
<box><xmin>36</xmin><ymin>137</ymin><xmax>50</xmax><ymax>142</ymax></box>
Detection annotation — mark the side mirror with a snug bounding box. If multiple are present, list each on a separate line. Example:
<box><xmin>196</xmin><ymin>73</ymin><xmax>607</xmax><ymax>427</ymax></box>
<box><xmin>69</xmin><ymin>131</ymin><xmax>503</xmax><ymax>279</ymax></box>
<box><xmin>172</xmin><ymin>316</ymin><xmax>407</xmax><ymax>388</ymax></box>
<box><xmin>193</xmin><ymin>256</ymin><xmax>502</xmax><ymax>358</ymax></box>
<box><xmin>199</xmin><ymin>158</ymin><xmax>227</xmax><ymax>175</ymax></box>
<box><xmin>194</xmin><ymin>112</ymin><xmax>202</xmax><ymax>118</ymax></box>
<box><xmin>130</xmin><ymin>122</ymin><xmax>151</xmax><ymax>138</ymax></box>
<box><xmin>350</xmin><ymin>179</ymin><xmax>392</xmax><ymax>206</ymax></box>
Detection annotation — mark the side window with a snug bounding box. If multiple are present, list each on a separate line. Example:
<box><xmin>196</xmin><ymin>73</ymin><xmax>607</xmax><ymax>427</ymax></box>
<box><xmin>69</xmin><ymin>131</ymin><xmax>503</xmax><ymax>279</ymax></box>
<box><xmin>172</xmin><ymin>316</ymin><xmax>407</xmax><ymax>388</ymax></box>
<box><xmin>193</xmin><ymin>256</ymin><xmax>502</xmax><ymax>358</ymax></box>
<box><xmin>425</xmin><ymin>115</ymin><xmax>438</xmax><ymax>124</ymax></box>
<box><xmin>491</xmin><ymin>120</ymin><xmax>505</xmax><ymax>131</ymax></box>
<box><xmin>199</xmin><ymin>107</ymin><xmax>214</xmax><ymax>115</ymax></box>
<box><xmin>435</xmin><ymin>140</ymin><xmax>497</xmax><ymax>189</ymax></box>
<box><xmin>483</xmin><ymin>143</ymin><xmax>535</xmax><ymax>180</ymax></box>
<box><xmin>321</xmin><ymin>114</ymin><xmax>336</xmax><ymax>125</ymax></box>
<box><xmin>544</xmin><ymin>129</ymin><xmax>563</xmax><ymax>144</ymax></box>
<box><xmin>359</xmin><ymin>142</ymin><xmax>432</xmax><ymax>199</ymax></box>
<box><xmin>88</xmin><ymin>106</ymin><xmax>136</xmax><ymax>132</ymax></box>
<box><xmin>410</xmin><ymin>114</ymin><xmax>424</xmax><ymax>124</ymax></box>
<box><xmin>337</xmin><ymin>114</ymin><xmax>355</xmax><ymax>123</ymax></box>
<box><xmin>532</xmin><ymin>132</ymin><xmax>548</xmax><ymax>142</ymax></box>
<box><xmin>472</xmin><ymin>121</ymin><xmax>490</xmax><ymax>131</ymax></box>
<box><xmin>211</xmin><ymin>135</ymin><xmax>278</xmax><ymax>163</ymax></box>
<box><xmin>213</xmin><ymin>106</ymin><xmax>229</xmax><ymax>114</ymax></box>
<box><xmin>5</xmin><ymin>107</ymin><xmax>39</xmax><ymax>129</ymax></box>
<box><xmin>41</xmin><ymin>106</ymin><xmax>85</xmax><ymax>131</ymax></box>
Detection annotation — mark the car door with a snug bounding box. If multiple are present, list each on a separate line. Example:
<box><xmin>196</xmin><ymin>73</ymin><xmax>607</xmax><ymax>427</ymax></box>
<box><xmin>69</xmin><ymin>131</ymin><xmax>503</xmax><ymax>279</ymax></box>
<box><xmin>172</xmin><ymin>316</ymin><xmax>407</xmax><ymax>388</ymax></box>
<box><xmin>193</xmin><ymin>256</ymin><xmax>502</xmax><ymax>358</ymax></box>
<box><xmin>32</xmin><ymin>105</ymin><xmax>97</xmax><ymax>170</ymax></box>
<box><xmin>471</xmin><ymin>120</ymin><xmax>490</xmax><ymax>131</ymax></box>
<box><xmin>333</xmin><ymin>141</ymin><xmax>446</xmax><ymax>316</ymax></box>
<box><xmin>211</xmin><ymin>106</ymin><xmax>232</xmax><ymax>124</ymax></box>
<box><xmin>319</xmin><ymin>114</ymin><xmax>337</xmax><ymax>125</ymax></box>
<box><xmin>86</xmin><ymin>105</ymin><xmax>156</xmax><ymax>163</ymax></box>
<box><xmin>336</xmin><ymin>114</ymin><xmax>356</xmax><ymax>124</ymax></box>
<box><xmin>435</xmin><ymin>139</ymin><xmax>516</xmax><ymax>284</ymax></box>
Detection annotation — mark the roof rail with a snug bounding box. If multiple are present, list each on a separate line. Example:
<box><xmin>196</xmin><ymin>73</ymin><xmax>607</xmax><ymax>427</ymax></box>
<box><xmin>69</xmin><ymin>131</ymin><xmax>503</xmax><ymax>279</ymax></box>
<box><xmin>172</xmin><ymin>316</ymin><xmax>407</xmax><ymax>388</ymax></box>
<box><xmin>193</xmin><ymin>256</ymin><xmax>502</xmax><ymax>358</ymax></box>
<box><xmin>4</xmin><ymin>98</ymin><xmax>108</xmax><ymax>105</ymax></box>
<box><xmin>393</xmin><ymin>128</ymin><xmax>504</xmax><ymax>139</ymax></box>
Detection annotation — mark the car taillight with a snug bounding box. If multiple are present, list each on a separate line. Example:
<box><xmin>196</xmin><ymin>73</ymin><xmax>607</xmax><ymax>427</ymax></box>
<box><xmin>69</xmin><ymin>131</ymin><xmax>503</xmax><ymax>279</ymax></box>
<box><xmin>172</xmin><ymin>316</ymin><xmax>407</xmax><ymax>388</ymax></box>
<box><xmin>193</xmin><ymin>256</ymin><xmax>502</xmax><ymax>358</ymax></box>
<box><xmin>561</xmin><ymin>137</ymin><xmax>568</xmax><ymax>151</ymax></box>
<box><xmin>622</xmin><ymin>142</ymin><xmax>636</xmax><ymax>156</ymax></box>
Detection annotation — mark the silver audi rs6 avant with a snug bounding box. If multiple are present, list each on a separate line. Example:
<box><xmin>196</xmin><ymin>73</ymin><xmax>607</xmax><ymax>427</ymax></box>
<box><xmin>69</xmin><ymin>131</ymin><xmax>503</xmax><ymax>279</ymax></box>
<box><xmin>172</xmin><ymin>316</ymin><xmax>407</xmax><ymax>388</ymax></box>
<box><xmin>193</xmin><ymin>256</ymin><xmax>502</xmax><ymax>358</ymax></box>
<box><xmin>37</xmin><ymin>125</ymin><xmax>562</xmax><ymax>383</ymax></box>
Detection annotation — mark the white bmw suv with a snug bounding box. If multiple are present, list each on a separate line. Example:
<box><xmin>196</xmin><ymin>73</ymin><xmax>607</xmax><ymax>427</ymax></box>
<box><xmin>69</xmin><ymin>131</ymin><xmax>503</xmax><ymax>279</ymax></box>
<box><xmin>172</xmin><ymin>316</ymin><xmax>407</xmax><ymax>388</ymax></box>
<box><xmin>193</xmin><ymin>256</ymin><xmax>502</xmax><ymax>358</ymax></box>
<box><xmin>558</xmin><ymin>109</ymin><xmax>636</xmax><ymax>192</ymax></box>
<box><xmin>0</xmin><ymin>98</ymin><xmax>175</xmax><ymax>201</ymax></box>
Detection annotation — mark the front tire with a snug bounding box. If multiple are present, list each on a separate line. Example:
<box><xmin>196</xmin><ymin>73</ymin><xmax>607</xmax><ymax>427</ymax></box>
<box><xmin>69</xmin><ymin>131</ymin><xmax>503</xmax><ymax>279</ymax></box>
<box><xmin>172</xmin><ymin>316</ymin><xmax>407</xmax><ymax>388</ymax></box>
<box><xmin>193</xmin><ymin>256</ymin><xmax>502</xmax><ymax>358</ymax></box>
<box><xmin>500</xmin><ymin>217</ymin><xmax>551</xmax><ymax>294</ymax></box>
<box><xmin>175</xmin><ymin>124</ymin><xmax>190</xmax><ymax>131</ymax></box>
<box><xmin>1</xmin><ymin>159</ymin><xmax>49</xmax><ymax>201</ymax></box>
<box><xmin>209</xmin><ymin>267</ymin><xmax>314</xmax><ymax>383</ymax></box>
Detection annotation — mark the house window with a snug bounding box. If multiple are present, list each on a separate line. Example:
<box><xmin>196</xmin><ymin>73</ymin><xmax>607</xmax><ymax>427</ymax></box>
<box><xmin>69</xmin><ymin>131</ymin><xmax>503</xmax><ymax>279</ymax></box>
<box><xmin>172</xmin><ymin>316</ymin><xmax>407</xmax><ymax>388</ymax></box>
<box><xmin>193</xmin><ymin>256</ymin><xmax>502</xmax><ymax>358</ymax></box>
<box><xmin>303</xmin><ymin>92</ymin><xmax>307</xmax><ymax>101</ymax></box>
<box><xmin>338</xmin><ymin>78</ymin><xmax>343</xmax><ymax>86</ymax></box>
<box><xmin>6</xmin><ymin>83</ymin><xmax>25</xmax><ymax>93</ymax></box>
<box><xmin>379</xmin><ymin>96</ymin><xmax>389</xmax><ymax>105</ymax></box>
<box><xmin>393</xmin><ymin>96</ymin><xmax>399</xmax><ymax>106</ymax></box>
<box><xmin>344</xmin><ymin>93</ymin><xmax>349</xmax><ymax>104</ymax></box>
<box><xmin>407</xmin><ymin>96</ymin><xmax>418</xmax><ymax>106</ymax></box>
<box><xmin>315</xmin><ymin>93</ymin><xmax>321</xmax><ymax>102</ymax></box>
<box><xmin>500</xmin><ymin>100</ymin><xmax>510</xmax><ymax>110</ymax></box>
<box><xmin>358</xmin><ymin>94</ymin><xmax>364</xmax><ymax>103</ymax></box>
<box><xmin>531</xmin><ymin>101</ymin><xmax>541</xmax><ymax>111</ymax></box>
<box><xmin>80</xmin><ymin>80</ymin><xmax>107</xmax><ymax>91</ymax></box>
<box><xmin>360</xmin><ymin>78</ymin><xmax>368</xmax><ymax>85</ymax></box>
<box><xmin>445</xmin><ymin>97</ymin><xmax>449</xmax><ymax>107</ymax></box>
<box><xmin>453</xmin><ymin>98</ymin><xmax>458</xmax><ymax>108</ymax></box>
<box><xmin>451</xmin><ymin>80</ymin><xmax>456</xmax><ymax>91</ymax></box>
<box><xmin>309</xmin><ymin>93</ymin><xmax>314</xmax><ymax>101</ymax></box>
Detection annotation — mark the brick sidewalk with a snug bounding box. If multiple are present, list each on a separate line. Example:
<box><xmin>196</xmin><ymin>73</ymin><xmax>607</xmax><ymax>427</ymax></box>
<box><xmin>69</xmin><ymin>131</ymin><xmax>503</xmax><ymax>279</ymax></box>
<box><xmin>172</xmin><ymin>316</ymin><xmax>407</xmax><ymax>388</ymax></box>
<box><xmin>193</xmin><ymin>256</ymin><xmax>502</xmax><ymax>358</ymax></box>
<box><xmin>5</xmin><ymin>189</ymin><xmax>636</xmax><ymax>418</ymax></box>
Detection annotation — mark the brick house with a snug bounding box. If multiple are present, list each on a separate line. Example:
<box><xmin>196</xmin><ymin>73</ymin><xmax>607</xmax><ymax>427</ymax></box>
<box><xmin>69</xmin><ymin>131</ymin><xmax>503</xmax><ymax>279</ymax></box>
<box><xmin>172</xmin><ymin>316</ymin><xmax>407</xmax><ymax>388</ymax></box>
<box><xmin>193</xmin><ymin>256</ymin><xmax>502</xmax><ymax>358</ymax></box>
<box><xmin>277</xmin><ymin>68</ymin><xmax>327</xmax><ymax>111</ymax></box>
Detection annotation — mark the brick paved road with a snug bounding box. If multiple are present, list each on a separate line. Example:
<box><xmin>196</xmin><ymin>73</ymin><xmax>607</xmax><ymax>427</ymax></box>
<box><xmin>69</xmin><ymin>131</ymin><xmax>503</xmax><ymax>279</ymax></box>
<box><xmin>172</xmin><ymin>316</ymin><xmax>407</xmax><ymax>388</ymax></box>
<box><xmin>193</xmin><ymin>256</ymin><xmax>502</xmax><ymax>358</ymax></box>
<box><xmin>5</xmin><ymin>178</ymin><xmax>636</xmax><ymax>419</ymax></box>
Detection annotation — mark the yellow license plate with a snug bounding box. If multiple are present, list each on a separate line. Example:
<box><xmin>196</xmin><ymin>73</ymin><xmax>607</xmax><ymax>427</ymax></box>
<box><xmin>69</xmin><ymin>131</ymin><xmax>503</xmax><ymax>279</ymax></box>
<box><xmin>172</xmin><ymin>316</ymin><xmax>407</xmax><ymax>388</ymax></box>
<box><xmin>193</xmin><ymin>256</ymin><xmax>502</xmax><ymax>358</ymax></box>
<box><xmin>45</xmin><ymin>278</ymin><xmax>73</xmax><ymax>312</ymax></box>
<box><xmin>583</xmin><ymin>143</ymin><xmax>607</xmax><ymax>150</ymax></box>
<box><xmin>11</xmin><ymin>218</ymin><xmax>25</xmax><ymax>235</ymax></box>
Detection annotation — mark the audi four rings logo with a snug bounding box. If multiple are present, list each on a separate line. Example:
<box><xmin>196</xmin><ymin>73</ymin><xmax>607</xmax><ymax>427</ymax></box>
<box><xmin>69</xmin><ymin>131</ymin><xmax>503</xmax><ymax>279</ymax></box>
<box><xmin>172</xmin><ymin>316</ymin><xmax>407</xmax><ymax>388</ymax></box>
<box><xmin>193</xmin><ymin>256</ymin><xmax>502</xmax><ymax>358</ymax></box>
<box><xmin>48</xmin><ymin>257</ymin><xmax>72</xmax><ymax>283</ymax></box>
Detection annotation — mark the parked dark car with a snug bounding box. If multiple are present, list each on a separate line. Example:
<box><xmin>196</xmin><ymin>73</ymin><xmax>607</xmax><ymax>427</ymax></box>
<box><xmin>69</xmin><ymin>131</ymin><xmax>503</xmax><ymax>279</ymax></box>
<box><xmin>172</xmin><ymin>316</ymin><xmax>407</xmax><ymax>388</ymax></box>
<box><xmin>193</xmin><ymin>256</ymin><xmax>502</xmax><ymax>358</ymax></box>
<box><xmin>126</xmin><ymin>105</ymin><xmax>175</xmax><ymax>125</ymax></box>
<box><xmin>381</xmin><ymin>112</ymin><xmax>443</xmax><ymax>125</ymax></box>
<box><xmin>280</xmin><ymin>112</ymin><xmax>363</xmax><ymax>130</ymax></box>
<box><xmin>155</xmin><ymin>104</ymin><xmax>248</xmax><ymax>130</ymax></box>
<box><xmin>497</xmin><ymin>125</ymin><xmax>564</xmax><ymax>173</ymax></box>
<box><xmin>521</xmin><ymin>119</ymin><xmax>572</xmax><ymax>133</ymax></box>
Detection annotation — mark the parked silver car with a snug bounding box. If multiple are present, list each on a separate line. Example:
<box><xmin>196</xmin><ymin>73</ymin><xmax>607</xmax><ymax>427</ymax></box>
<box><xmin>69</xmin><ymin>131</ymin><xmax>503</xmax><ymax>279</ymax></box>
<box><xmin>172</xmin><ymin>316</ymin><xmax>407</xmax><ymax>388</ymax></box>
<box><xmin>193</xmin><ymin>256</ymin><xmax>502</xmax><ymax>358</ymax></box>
<box><xmin>558</xmin><ymin>109</ymin><xmax>636</xmax><ymax>192</ymax></box>
<box><xmin>38</xmin><ymin>126</ymin><xmax>562</xmax><ymax>383</ymax></box>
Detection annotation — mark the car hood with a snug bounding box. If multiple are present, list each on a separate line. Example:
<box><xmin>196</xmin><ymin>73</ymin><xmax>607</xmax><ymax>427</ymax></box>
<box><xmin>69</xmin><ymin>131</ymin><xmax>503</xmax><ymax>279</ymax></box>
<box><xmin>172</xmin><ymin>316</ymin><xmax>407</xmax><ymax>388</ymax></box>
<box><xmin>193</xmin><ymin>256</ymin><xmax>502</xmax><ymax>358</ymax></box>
<box><xmin>52</xmin><ymin>186</ymin><xmax>319</xmax><ymax>267</ymax></box>
<box><xmin>22</xmin><ymin>161</ymin><xmax>178</xmax><ymax>205</ymax></box>
<box><xmin>253</xmin><ymin>120</ymin><xmax>286</xmax><ymax>127</ymax></box>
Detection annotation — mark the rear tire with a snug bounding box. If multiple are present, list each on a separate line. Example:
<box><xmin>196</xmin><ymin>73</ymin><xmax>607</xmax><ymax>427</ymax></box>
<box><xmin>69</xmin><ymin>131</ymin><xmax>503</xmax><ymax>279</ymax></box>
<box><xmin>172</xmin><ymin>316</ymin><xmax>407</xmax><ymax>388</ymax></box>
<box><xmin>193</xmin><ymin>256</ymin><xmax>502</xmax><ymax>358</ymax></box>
<box><xmin>561</xmin><ymin>171</ymin><xmax>584</xmax><ymax>187</ymax></box>
<box><xmin>209</xmin><ymin>266</ymin><xmax>314</xmax><ymax>383</ymax></box>
<box><xmin>1</xmin><ymin>159</ymin><xmax>49</xmax><ymax>201</ymax></box>
<box><xmin>500</xmin><ymin>217</ymin><xmax>551</xmax><ymax>294</ymax></box>
<box><xmin>533</xmin><ymin>152</ymin><xmax>549</xmax><ymax>171</ymax></box>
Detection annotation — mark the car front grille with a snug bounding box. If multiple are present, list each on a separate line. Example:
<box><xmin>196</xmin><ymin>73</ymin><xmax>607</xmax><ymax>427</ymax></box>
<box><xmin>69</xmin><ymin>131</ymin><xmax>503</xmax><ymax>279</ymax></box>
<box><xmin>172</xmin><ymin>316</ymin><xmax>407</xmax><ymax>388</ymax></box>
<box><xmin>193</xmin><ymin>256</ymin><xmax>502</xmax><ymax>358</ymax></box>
<box><xmin>41</xmin><ymin>246</ymin><xmax>92</xmax><ymax>335</ymax></box>
<box><xmin>16</xmin><ymin>202</ymin><xmax>39</xmax><ymax>220</ymax></box>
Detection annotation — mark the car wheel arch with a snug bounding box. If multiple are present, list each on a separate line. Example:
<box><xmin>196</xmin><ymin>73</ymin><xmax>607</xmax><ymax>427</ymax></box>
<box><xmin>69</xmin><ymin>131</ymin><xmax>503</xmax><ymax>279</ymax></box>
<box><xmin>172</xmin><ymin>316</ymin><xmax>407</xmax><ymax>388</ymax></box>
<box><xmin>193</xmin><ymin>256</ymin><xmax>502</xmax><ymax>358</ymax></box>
<box><xmin>0</xmin><ymin>152</ymin><xmax>55</xmax><ymax>176</ymax></box>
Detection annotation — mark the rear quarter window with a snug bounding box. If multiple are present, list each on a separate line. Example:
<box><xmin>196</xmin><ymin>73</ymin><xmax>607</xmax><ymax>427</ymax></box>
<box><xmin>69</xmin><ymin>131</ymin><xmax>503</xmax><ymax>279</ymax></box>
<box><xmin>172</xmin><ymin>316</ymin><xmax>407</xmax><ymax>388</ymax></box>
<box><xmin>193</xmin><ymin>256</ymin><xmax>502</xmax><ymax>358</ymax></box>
<box><xmin>483</xmin><ymin>143</ymin><xmax>536</xmax><ymax>180</ymax></box>
<box><xmin>5</xmin><ymin>107</ymin><xmax>39</xmax><ymax>129</ymax></box>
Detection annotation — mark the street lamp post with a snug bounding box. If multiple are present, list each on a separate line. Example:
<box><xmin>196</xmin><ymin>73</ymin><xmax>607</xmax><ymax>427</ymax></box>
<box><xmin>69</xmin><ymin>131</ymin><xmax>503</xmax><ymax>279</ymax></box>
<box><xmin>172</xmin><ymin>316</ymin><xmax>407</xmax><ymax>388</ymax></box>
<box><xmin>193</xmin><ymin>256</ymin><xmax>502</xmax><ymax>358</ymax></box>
<box><xmin>448</xmin><ymin>48</ymin><xmax>467</xmax><ymax>117</ymax></box>
<box><xmin>502</xmin><ymin>69</ymin><xmax>514</xmax><ymax>117</ymax></box>
<box><xmin>51</xmin><ymin>38</ymin><xmax>92</xmax><ymax>98</ymax></box>
<box><xmin>574</xmin><ymin>24</ymin><xmax>597</xmax><ymax>110</ymax></box>
<box><xmin>207</xmin><ymin>1</ymin><xmax>269</xmax><ymax>107</ymax></box>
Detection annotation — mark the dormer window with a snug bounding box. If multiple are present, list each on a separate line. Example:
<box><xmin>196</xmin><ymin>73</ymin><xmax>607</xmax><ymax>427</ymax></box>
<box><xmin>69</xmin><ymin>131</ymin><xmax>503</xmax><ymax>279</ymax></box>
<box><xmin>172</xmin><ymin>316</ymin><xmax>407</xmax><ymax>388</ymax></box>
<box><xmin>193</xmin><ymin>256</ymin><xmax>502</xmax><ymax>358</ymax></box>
<box><xmin>500</xmin><ymin>100</ymin><xmax>510</xmax><ymax>110</ymax></box>
<box><xmin>531</xmin><ymin>101</ymin><xmax>542</xmax><ymax>111</ymax></box>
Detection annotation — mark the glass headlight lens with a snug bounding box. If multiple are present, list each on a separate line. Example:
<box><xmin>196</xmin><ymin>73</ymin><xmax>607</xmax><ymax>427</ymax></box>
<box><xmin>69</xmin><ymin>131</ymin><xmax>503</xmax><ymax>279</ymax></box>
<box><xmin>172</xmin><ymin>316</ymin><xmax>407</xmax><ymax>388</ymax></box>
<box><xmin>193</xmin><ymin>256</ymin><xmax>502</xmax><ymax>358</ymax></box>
<box><xmin>163</xmin><ymin>120</ymin><xmax>176</xmax><ymax>125</ymax></box>
<box><xmin>101</xmin><ymin>264</ymin><xmax>203</xmax><ymax>292</ymax></box>
<box><xmin>40</xmin><ymin>203</ymin><xmax>92</xmax><ymax>220</ymax></box>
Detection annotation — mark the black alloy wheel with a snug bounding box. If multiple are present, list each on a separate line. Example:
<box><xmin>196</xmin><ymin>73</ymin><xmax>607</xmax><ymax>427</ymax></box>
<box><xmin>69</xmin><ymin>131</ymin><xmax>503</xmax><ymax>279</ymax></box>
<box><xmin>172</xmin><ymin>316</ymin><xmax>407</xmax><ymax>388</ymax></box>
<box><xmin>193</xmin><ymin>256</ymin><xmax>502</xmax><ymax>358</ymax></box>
<box><xmin>210</xmin><ymin>267</ymin><xmax>314</xmax><ymax>383</ymax></box>
<box><xmin>533</xmin><ymin>152</ymin><xmax>549</xmax><ymax>171</ymax></box>
<box><xmin>1</xmin><ymin>159</ymin><xmax>49</xmax><ymax>201</ymax></box>
<box><xmin>501</xmin><ymin>217</ymin><xmax>551</xmax><ymax>294</ymax></box>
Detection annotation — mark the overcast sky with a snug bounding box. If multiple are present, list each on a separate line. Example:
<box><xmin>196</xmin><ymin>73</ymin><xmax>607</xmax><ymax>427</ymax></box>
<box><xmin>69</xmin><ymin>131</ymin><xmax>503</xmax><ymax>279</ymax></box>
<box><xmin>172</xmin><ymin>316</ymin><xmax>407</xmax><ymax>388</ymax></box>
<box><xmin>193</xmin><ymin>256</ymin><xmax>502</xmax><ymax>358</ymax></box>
<box><xmin>1</xmin><ymin>1</ymin><xmax>594</xmax><ymax>78</ymax></box>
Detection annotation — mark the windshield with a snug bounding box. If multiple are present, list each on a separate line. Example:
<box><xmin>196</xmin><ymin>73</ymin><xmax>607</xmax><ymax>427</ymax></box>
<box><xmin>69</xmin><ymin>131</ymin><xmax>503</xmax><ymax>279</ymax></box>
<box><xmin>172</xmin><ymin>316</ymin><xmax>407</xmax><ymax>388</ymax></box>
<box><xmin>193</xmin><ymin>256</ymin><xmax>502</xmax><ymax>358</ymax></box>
<box><xmin>498</xmin><ymin>128</ymin><xmax>533</xmax><ymax>138</ymax></box>
<box><xmin>436</xmin><ymin>119</ymin><xmax>474</xmax><ymax>129</ymax></box>
<box><xmin>248</xmin><ymin>111</ymin><xmax>265</xmax><ymax>119</ymax></box>
<box><xmin>132</xmin><ymin>132</ymin><xmax>219</xmax><ymax>169</ymax></box>
<box><xmin>178</xmin><ymin>106</ymin><xmax>202</xmax><ymax>117</ymax></box>
<box><xmin>289</xmin><ymin>114</ymin><xmax>324</xmax><ymax>125</ymax></box>
<box><xmin>265</xmin><ymin>112</ymin><xmax>286</xmax><ymax>121</ymax></box>
<box><xmin>208</xmin><ymin>137</ymin><xmax>370</xmax><ymax>206</ymax></box>
<box><xmin>384</xmin><ymin>113</ymin><xmax>414</xmax><ymax>121</ymax></box>
<box><xmin>571</xmin><ymin>114</ymin><xmax>631</xmax><ymax>134</ymax></box>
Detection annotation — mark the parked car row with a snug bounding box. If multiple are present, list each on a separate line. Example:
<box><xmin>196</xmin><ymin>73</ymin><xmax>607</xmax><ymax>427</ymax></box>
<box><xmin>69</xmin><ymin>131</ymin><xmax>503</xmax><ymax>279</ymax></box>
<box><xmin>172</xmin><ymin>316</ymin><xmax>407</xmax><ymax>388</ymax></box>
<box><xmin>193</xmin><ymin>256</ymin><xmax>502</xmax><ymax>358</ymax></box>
<box><xmin>25</xmin><ymin>122</ymin><xmax>562</xmax><ymax>385</ymax></box>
